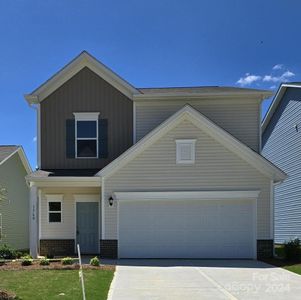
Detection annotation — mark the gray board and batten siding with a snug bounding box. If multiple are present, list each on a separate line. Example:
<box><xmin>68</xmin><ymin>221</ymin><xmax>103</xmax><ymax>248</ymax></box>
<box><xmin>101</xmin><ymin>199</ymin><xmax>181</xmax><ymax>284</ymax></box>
<box><xmin>40</xmin><ymin>67</ymin><xmax>133</xmax><ymax>170</ymax></box>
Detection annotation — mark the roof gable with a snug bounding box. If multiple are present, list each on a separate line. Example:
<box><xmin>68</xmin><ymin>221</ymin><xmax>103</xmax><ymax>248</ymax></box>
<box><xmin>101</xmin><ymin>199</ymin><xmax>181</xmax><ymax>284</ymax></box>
<box><xmin>262</xmin><ymin>83</ymin><xmax>301</xmax><ymax>132</ymax></box>
<box><xmin>97</xmin><ymin>105</ymin><xmax>286</xmax><ymax>182</ymax></box>
<box><xmin>24</xmin><ymin>51</ymin><xmax>273</xmax><ymax>104</ymax></box>
<box><xmin>0</xmin><ymin>146</ymin><xmax>18</xmax><ymax>163</ymax></box>
<box><xmin>24</xmin><ymin>51</ymin><xmax>140</xmax><ymax>103</ymax></box>
<box><xmin>0</xmin><ymin>146</ymin><xmax>32</xmax><ymax>175</ymax></box>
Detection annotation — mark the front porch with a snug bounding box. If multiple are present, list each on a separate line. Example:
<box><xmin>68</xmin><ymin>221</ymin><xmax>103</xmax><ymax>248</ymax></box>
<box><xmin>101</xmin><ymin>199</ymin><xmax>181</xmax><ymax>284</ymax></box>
<box><xmin>28</xmin><ymin>176</ymin><xmax>102</xmax><ymax>258</ymax></box>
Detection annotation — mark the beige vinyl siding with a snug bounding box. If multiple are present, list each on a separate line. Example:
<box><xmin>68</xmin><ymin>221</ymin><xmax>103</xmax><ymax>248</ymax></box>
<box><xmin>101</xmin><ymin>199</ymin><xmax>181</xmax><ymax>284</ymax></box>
<box><xmin>135</xmin><ymin>98</ymin><xmax>260</xmax><ymax>151</ymax></box>
<box><xmin>39</xmin><ymin>187</ymin><xmax>100</xmax><ymax>239</ymax></box>
<box><xmin>104</xmin><ymin>119</ymin><xmax>271</xmax><ymax>240</ymax></box>
<box><xmin>0</xmin><ymin>154</ymin><xmax>29</xmax><ymax>250</ymax></box>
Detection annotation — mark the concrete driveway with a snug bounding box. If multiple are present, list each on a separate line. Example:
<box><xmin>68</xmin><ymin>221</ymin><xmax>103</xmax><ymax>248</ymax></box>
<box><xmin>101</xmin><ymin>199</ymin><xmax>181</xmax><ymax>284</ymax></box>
<box><xmin>107</xmin><ymin>260</ymin><xmax>301</xmax><ymax>300</ymax></box>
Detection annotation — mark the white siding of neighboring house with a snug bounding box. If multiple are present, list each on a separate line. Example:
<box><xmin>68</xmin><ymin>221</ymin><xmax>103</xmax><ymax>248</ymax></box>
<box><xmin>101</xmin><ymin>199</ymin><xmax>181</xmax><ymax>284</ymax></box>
<box><xmin>104</xmin><ymin>119</ymin><xmax>271</xmax><ymax>240</ymax></box>
<box><xmin>39</xmin><ymin>187</ymin><xmax>100</xmax><ymax>239</ymax></box>
<box><xmin>135</xmin><ymin>98</ymin><xmax>260</xmax><ymax>152</ymax></box>
<box><xmin>0</xmin><ymin>154</ymin><xmax>29</xmax><ymax>250</ymax></box>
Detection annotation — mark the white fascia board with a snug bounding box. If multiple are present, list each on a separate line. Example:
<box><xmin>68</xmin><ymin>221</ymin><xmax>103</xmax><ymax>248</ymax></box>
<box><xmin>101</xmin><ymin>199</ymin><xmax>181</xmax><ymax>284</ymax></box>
<box><xmin>0</xmin><ymin>147</ymin><xmax>32</xmax><ymax>175</ymax></box>
<box><xmin>17</xmin><ymin>147</ymin><xmax>33</xmax><ymax>175</ymax></box>
<box><xmin>113</xmin><ymin>190</ymin><xmax>261</xmax><ymax>201</ymax></box>
<box><xmin>133</xmin><ymin>91</ymin><xmax>272</xmax><ymax>101</ymax></box>
<box><xmin>186</xmin><ymin>108</ymin><xmax>287</xmax><ymax>182</ymax></box>
<box><xmin>262</xmin><ymin>83</ymin><xmax>301</xmax><ymax>132</ymax></box>
<box><xmin>24</xmin><ymin>94</ymin><xmax>39</xmax><ymax>104</ymax></box>
<box><xmin>0</xmin><ymin>149</ymin><xmax>19</xmax><ymax>167</ymax></box>
<box><xmin>97</xmin><ymin>105</ymin><xmax>286</xmax><ymax>182</ymax></box>
<box><xmin>24</xmin><ymin>51</ymin><xmax>140</xmax><ymax>104</ymax></box>
<box><xmin>97</xmin><ymin>106</ymin><xmax>188</xmax><ymax>177</ymax></box>
<box><xmin>261</xmin><ymin>85</ymin><xmax>286</xmax><ymax>132</ymax></box>
<box><xmin>26</xmin><ymin>176</ymin><xmax>101</xmax><ymax>187</ymax></box>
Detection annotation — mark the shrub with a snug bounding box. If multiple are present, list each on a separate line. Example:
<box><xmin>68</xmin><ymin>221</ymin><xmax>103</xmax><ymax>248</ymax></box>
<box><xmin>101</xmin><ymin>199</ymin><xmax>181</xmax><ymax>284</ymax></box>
<box><xmin>21</xmin><ymin>255</ymin><xmax>33</xmax><ymax>266</ymax></box>
<box><xmin>90</xmin><ymin>256</ymin><xmax>100</xmax><ymax>266</ymax></box>
<box><xmin>39</xmin><ymin>258</ymin><xmax>50</xmax><ymax>266</ymax></box>
<box><xmin>284</xmin><ymin>238</ymin><xmax>301</xmax><ymax>261</ymax></box>
<box><xmin>0</xmin><ymin>244</ymin><xmax>16</xmax><ymax>259</ymax></box>
<box><xmin>46</xmin><ymin>252</ymin><xmax>54</xmax><ymax>259</ymax></box>
<box><xmin>15</xmin><ymin>250</ymin><xmax>29</xmax><ymax>259</ymax></box>
<box><xmin>61</xmin><ymin>257</ymin><xmax>73</xmax><ymax>265</ymax></box>
<box><xmin>15</xmin><ymin>252</ymin><xmax>23</xmax><ymax>259</ymax></box>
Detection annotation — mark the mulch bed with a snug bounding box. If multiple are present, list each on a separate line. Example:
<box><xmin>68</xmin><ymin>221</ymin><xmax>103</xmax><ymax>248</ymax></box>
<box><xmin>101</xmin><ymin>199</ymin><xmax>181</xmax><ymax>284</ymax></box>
<box><xmin>0</xmin><ymin>289</ymin><xmax>18</xmax><ymax>300</ymax></box>
<box><xmin>0</xmin><ymin>260</ymin><xmax>115</xmax><ymax>271</ymax></box>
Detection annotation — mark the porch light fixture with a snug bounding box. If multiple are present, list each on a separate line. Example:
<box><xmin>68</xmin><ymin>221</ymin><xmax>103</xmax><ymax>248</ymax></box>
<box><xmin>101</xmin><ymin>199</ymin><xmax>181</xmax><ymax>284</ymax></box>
<box><xmin>108</xmin><ymin>196</ymin><xmax>114</xmax><ymax>206</ymax></box>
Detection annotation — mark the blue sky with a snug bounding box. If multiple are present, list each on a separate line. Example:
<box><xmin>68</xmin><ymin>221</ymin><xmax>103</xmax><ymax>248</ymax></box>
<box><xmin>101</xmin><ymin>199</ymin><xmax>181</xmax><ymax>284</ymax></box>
<box><xmin>0</xmin><ymin>0</ymin><xmax>300</xmax><ymax>168</ymax></box>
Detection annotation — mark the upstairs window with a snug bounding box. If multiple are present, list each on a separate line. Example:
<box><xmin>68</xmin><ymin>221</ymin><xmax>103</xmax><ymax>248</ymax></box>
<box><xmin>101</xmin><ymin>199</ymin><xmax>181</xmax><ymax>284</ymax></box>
<box><xmin>74</xmin><ymin>113</ymin><xmax>99</xmax><ymax>158</ymax></box>
<box><xmin>176</xmin><ymin>139</ymin><xmax>196</xmax><ymax>164</ymax></box>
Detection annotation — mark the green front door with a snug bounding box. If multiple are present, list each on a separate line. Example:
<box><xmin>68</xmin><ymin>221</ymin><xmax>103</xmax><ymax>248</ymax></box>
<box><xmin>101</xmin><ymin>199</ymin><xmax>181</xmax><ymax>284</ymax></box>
<box><xmin>76</xmin><ymin>202</ymin><xmax>99</xmax><ymax>254</ymax></box>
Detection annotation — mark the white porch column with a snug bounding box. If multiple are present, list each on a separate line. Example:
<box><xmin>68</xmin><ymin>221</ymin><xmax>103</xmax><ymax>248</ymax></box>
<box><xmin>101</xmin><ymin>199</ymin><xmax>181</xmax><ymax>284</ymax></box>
<box><xmin>29</xmin><ymin>184</ymin><xmax>38</xmax><ymax>258</ymax></box>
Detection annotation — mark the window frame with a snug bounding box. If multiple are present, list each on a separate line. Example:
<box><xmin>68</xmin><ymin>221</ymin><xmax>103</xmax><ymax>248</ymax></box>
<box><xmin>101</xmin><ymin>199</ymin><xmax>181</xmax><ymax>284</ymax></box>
<box><xmin>47</xmin><ymin>195</ymin><xmax>63</xmax><ymax>224</ymax></box>
<box><xmin>73</xmin><ymin>113</ymin><xmax>100</xmax><ymax>159</ymax></box>
<box><xmin>175</xmin><ymin>139</ymin><xmax>196</xmax><ymax>164</ymax></box>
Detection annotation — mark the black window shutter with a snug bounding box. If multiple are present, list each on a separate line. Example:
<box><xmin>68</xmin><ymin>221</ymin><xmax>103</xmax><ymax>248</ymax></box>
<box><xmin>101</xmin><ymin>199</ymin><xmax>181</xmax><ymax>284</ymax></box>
<box><xmin>66</xmin><ymin>119</ymin><xmax>75</xmax><ymax>158</ymax></box>
<box><xmin>98</xmin><ymin>119</ymin><xmax>108</xmax><ymax>158</ymax></box>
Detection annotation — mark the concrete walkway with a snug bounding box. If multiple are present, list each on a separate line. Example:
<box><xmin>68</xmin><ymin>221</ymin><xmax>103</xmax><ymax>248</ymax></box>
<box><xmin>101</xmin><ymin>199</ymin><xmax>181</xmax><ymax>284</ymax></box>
<box><xmin>107</xmin><ymin>260</ymin><xmax>301</xmax><ymax>300</ymax></box>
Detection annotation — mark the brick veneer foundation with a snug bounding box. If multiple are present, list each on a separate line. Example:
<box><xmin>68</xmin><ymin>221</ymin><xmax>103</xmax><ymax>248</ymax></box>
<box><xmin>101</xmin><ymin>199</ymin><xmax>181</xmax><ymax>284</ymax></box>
<box><xmin>257</xmin><ymin>240</ymin><xmax>273</xmax><ymax>259</ymax></box>
<box><xmin>40</xmin><ymin>239</ymin><xmax>75</xmax><ymax>256</ymax></box>
<box><xmin>100</xmin><ymin>240</ymin><xmax>118</xmax><ymax>258</ymax></box>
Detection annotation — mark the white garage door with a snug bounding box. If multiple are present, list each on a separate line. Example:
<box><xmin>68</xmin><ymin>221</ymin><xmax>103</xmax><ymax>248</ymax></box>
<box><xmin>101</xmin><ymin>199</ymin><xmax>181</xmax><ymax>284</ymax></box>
<box><xmin>118</xmin><ymin>199</ymin><xmax>256</xmax><ymax>259</ymax></box>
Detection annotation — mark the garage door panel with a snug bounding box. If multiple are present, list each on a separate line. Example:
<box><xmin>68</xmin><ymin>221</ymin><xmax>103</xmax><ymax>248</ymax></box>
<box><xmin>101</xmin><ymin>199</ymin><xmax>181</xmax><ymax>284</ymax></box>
<box><xmin>118</xmin><ymin>199</ymin><xmax>255</xmax><ymax>259</ymax></box>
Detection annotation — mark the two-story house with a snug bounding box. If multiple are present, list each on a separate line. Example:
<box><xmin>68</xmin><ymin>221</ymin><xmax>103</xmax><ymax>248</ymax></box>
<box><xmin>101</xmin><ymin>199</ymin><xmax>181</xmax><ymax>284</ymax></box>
<box><xmin>25</xmin><ymin>51</ymin><xmax>286</xmax><ymax>259</ymax></box>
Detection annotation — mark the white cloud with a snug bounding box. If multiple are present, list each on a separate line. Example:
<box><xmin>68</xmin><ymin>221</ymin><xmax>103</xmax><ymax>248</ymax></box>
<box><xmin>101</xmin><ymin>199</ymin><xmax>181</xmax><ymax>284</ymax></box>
<box><xmin>269</xmin><ymin>85</ymin><xmax>277</xmax><ymax>90</ymax></box>
<box><xmin>32</xmin><ymin>136</ymin><xmax>37</xmax><ymax>142</ymax></box>
<box><xmin>272</xmin><ymin>64</ymin><xmax>283</xmax><ymax>70</ymax></box>
<box><xmin>236</xmin><ymin>73</ymin><xmax>262</xmax><ymax>86</ymax></box>
<box><xmin>263</xmin><ymin>70</ymin><xmax>295</xmax><ymax>83</ymax></box>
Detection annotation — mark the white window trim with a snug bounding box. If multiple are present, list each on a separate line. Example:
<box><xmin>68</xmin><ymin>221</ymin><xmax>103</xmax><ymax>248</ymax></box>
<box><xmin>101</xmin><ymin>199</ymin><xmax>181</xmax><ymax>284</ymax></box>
<box><xmin>46</xmin><ymin>194</ymin><xmax>63</xmax><ymax>224</ymax></box>
<box><xmin>73</xmin><ymin>112</ymin><xmax>100</xmax><ymax>159</ymax></box>
<box><xmin>73</xmin><ymin>112</ymin><xmax>100</xmax><ymax>120</ymax></box>
<box><xmin>176</xmin><ymin>139</ymin><xmax>196</xmax><ymax>164</ymax></box>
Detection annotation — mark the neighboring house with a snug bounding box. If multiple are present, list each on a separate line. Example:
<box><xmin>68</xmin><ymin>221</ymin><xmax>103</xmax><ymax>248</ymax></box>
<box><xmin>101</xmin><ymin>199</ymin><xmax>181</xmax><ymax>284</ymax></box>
<box><xmin>25</xmin><ymin>51</ymin><xmax>286</xmax><ymax>259</ymax></box>
<box><xmin>0</xmin><ymin>146</ymin><xmax>32</xmax><ymax>250</ymax></box>
<box><xmin>262</xmin><ymin>83</ymin><xmax>301</xmax><ymax>244</ymax></box>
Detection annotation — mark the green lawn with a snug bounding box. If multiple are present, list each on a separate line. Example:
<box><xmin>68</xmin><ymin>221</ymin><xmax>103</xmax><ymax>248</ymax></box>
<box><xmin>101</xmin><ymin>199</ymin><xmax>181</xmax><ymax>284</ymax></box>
<box><xmin>263</xmin><ymin>258</ymin><xmax>301</xmax><ymax>276</ymax></box>
<box><xmin>0</xmin><ymin>269</ymin><xmax>114</xmax><ymax>300</ymax></box>
<box><xmin>272</xmin><ymin>244</ymin><xmax>301</xmax><ymax>275</ymax></box>
<box><xmin>284</xmin><ymin>264</ymin><xmax>301</xmax><ymax>275</ymax></box>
